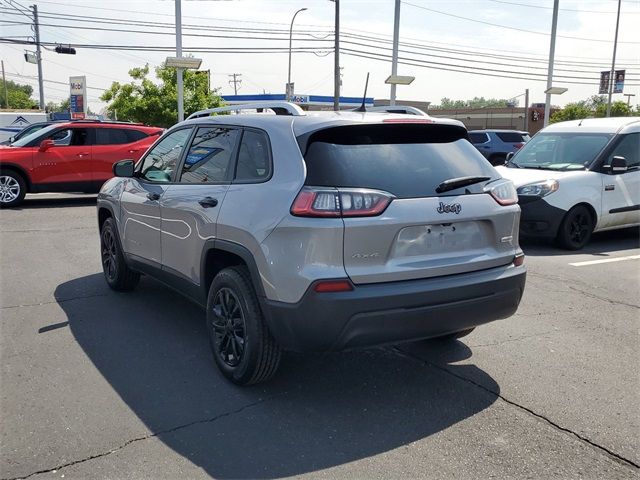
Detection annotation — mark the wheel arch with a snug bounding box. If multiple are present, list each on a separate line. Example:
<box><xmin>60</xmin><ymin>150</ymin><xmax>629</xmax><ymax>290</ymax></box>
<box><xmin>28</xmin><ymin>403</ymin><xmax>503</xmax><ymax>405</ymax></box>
<box><xmin>200</xmin><ymin>240</ymin><xmax>266</xmax><ymax>302</ymax></box>
<box><xmin>567</xmin><ymin>201</ymin><xmax>598</xmax><ymax>228</ymax></box>
<box><xmin>0</xmin><ymin>163</ymin><xmax>31</xmax><ymax>192</ymax></box>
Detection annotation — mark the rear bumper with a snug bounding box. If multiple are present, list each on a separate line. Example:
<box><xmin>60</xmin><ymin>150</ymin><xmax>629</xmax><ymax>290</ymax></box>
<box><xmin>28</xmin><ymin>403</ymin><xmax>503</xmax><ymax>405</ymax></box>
<box><xmin>518</xmin><ymin>196</ymin><xmax>567</xmax><ymax>239</ymax></box>
<box><xmin>262</xmin><ymin>264</ymin><xmax>526</xmax><ymax>352</ymax></box>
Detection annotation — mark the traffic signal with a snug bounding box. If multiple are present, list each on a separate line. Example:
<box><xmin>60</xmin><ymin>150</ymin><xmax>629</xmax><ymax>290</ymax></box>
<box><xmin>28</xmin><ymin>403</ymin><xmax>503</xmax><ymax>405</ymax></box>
<box><xmin>55</xmin><ymin>45</ymin><xmax>76</xmax><ymax>55</ymax></box>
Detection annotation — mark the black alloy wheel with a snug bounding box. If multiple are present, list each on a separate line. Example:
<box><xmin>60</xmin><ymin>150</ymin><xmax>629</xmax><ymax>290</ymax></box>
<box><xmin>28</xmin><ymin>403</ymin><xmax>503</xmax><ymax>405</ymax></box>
<box><xmin>557</xmin><ymin>205</ymin><xmax>594</xmax><ymax>250</ymax></box>
<box><xmin>101</xmin><ymin>226</ymin><xmax>118</xmax><ymax>283</ymax></box>
<box><xmin>100</xmin><ymin>217</ymin><xmax>140</xmax><ymax>291</ymax></box>
<box><xmin>211</xmin><ymin>288</ymin><xmax>247</xmax><ymax>367</ymax></box>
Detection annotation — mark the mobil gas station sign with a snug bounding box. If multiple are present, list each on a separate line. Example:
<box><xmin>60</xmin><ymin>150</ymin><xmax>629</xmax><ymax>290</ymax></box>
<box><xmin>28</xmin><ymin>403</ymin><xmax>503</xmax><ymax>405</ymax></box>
<box><xmin>69</xmin><ymin>76</ymin><xmax>87</xmax><ymax>119</ymax></box>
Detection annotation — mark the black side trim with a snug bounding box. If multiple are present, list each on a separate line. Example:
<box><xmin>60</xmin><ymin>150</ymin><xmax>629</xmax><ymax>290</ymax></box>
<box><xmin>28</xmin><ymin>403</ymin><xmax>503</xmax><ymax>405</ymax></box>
<box><xmin>609</xmin><ymin>204</ymin><xmax>640</xmax><ymax>214</ymax></box>
<box><xmin>127</xmin><ymin>253</ymin><xmax>205</xmax><ymax>308</ymax></box>
<box><xmin>31</xmin><ymin>181</ymin><xmax>101</xmax><ymax>193</ymax></box>
<box><xmin>199</xmin><ymin>239</ymin><xmax>265</xmax><ymax>300</ymax></box>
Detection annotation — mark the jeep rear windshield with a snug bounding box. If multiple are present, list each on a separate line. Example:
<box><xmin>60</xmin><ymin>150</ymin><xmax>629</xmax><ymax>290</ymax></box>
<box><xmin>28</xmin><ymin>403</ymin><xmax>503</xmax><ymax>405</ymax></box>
<box><xmin>301</xmin><ymin>124</ymin><xmax>497</xmax><ymax>198</ymax></box>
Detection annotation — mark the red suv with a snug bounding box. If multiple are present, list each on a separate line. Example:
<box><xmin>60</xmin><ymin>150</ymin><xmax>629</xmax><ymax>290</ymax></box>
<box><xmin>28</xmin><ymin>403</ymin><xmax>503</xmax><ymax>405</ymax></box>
<box><xmin>0</xmin><ymin>121</ymin><xmax>163</xmax><ymax>207</ymax></box>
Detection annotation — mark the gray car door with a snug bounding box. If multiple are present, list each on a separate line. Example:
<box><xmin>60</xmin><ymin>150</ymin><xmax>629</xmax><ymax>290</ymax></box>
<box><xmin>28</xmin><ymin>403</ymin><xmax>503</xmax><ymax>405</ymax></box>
<box><xmin>159</xmin><ymin>125</ymin><xmax>240</xmax><ymax>284</ymax></box>
<box><xmin>119</xmin><ymin>127</ymin><xmax>193</xmax><ymax>265</ymax></box>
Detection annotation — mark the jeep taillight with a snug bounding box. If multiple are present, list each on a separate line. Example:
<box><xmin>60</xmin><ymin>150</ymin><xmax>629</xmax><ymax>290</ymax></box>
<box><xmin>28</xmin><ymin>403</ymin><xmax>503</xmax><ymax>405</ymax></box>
<box><xmin>485</xmin><ymin>179</ymin><xmax>518</xmax><ymax>206</ymax></box>
<box><xmin>291</xmin><ymin>187</ymin><xmax>394</xmax><ymax>218</ymax></box>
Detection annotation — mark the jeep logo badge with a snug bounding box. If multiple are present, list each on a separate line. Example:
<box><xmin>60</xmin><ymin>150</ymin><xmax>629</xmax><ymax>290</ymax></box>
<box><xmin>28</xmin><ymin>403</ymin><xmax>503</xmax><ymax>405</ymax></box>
<box><xmin>437</xmin><ymin>202</ymin><xmax>462</xmax><ymax>214</ymax></box>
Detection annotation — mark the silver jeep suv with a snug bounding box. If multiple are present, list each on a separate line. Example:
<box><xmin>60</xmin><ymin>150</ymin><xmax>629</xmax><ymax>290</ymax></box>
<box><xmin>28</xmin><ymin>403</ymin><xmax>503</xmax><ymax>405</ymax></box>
<box><xmin>97</xmin><ymin>102</ymin><xmax>526</xmax><ymax>385</ymax></box>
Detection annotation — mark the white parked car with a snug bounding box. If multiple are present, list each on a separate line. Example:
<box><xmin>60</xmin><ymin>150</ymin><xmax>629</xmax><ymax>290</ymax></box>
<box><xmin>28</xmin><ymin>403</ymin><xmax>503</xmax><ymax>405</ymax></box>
<box><xmin>497</xmin><ymin>117</ymin><xmax>639</xmax><ymax>249</ymax></box>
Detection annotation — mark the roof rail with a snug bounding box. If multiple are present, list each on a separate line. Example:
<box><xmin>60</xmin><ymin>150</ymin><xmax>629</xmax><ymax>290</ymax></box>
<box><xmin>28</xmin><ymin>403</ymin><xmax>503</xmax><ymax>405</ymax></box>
<box><xmin>187</xmin><ymin>101</ymin><xmax>305</xmax><ymax>120</ymax></box>
<box><xmin>367</xmin><ymin>105</ymin><xmax>428</xmax><ymax>116</ymax></box>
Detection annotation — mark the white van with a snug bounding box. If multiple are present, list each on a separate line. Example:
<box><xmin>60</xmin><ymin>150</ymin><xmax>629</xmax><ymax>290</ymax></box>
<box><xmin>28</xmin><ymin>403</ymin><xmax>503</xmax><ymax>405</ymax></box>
<box><xmin>497</xmin><ymin>117</ymin><xmax>639</xmax><ymax>249</ymax></box>
<box><xmin>0</xmin><ymin>111</ymin><xmax>48</xmax><ymax>143</ymax></box>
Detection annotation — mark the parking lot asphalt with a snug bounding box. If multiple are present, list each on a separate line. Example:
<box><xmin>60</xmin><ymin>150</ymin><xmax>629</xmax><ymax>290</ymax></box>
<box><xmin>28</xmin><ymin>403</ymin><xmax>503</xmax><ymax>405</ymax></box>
<box><xmin>1</xmin><ymin>194</ymin><xmax>639</xmax><ymax>480</ymax></box>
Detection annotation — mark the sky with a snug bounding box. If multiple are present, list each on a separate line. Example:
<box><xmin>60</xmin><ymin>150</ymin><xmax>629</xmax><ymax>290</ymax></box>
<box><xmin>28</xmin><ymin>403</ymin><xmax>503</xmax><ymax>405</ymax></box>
<box><xmin>1</xmin><ymin>0</ymin><xmax>639</xmax><ymax>113</ymax></box>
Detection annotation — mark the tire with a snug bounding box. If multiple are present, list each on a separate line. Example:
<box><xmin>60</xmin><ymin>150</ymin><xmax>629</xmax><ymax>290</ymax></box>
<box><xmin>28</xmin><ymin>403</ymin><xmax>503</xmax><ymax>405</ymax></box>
<box><xmin>435</xmin><ymin>327</ymin><xmax>475</xmax><ymax>341</ymax></box>
<box><xmin>0</xmin><ymin>170</ymin><xmax>27</xmax><ymax>208</ymax></box>
<box><xmin>206</xmin><ymin>266</ymin><xmax>281</xmax><ymax>385</ymax></box>
<box><xmin>100</xmin><ymin>217</ymin><xmax>140</xmax><ymax>291</ymax></box>
<box><xmin>557</xmin><ymin>205</ymin><xmax>594</xmax><ymax>250</ymax></box>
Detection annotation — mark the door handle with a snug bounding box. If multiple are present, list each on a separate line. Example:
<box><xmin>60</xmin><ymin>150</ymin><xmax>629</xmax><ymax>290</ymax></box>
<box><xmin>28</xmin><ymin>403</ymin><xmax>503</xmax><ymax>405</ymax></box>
<box><xmin>198</xmin><ymin>196</ymin><xmax>218</xmax><ymax>208</ymax></box>
<box><xmin>77</xmin><ymin>152</ymin><xmax>90</xmax><ymax>157</ymax></box>
<box><xmin>128</xmin><ymin>149</ymin><xmax>139</xmax><ymax>154</ymax></box>
<box><xmin>147</xmin><ymin>192</ymin><xmax>161</xmax><ymax>201</ymax></box>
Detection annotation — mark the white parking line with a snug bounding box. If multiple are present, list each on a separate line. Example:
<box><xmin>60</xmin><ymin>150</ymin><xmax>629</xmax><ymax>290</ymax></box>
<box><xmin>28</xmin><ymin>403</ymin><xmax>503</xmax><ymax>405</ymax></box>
<box><xmin>569</xmin><ymin>255</ymin><xmax>640</xmax><ymax>267</ymax></box>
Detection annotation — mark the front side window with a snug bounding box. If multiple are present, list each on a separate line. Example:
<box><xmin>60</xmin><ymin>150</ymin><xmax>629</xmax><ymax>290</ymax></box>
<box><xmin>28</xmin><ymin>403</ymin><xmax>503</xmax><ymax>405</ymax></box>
<box><xmin>180</xmin><ymin>127</ymin><xmax>239</xmax><ymax>183</ymax></box>
<box><xmin>603</xmin><ymin>133</ymin><xmax>639</xmax><ymax>171</ymax></box>
<box><xmin>510</xmin><ymin>132</ymin><xmax>613</xmax><ymax>171</ymax></box>
<box><xmin>139</xmin><ymin>128</ymin><xmax>192</xmax><ymax>182</ymax></box>
<box><xmin>48</xmin><ymin>128</ymin><xmax>90</xmax><ymax>146</ymax></box>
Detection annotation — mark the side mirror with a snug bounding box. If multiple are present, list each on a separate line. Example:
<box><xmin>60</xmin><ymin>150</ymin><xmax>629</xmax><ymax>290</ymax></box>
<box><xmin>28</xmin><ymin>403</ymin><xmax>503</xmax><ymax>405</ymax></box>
<box><xmin>610</xmin><ymin>156</ymin><xmax>628</xmax><ymax>174</ymax></box>
<box><xmin>506</xmin><ymin>152</ymin><xmax>515</xmax><ymax>162</ymax></box>
<box><xmin>39</xmin><ymin>139</ymin><xmax>55</xmax><ymax>152</ymax></box>
<box><xmin>113</xmin><ymin>159</ymin><xmax>135</xmax><ymax>177</ymax></box>
<box><xmin>8</xmin><ymin>136</ymin><xmax>15</xmax><ymax>143</ymax></box>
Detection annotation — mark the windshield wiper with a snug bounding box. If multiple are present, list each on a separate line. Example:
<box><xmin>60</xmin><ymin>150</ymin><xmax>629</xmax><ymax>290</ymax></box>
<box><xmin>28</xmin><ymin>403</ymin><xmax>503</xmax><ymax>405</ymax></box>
<box><xmin>436</xmin><ymin>176</ymin><xmax>491</xmax><ymax>194</ymax></box>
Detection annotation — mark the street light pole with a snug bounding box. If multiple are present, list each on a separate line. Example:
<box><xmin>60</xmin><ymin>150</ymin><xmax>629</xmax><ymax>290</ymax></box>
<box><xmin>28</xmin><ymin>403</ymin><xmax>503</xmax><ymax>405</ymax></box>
<box><xmin>333</xmin><ymin>0</ymin><xmax>340</xmax><ymax>111</ymax></box>
<box><xmin>175</xmin><ymin>0</ymin><xmax>184</xmax><ymax>122</ymax></box>
<box><xmin>287</xmin><ymin>7</ymin><xmax>307</xmax><ymax>102</ymax></box>
<box><xmin>606</xmin><ymin>0</ymin><xmax>622</xmax><ymax>117</ymax></box>
<box><xmin>543</xmin><ymin>0</ymin><xmax>559</xmax><ymax>128</ymax></box>
<box><xmin>390</xmin><ymin>0</ymin><xmax>401</xmax><ymax>106</ymax></box>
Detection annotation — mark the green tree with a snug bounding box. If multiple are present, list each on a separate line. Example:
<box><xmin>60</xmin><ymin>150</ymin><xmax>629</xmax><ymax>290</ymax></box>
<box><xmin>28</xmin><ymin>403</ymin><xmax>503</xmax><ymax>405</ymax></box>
<box><xmin>435</xmin><ymin>96</ymin><xmax>516</xmax><ymax>109</ymax></box>
<box><xmin>101</xmin><ymin>64</ymin><xmax>223</xmax><ymax>127</ymax></box>
<box><xmin>595</xmin><ymin>100</ymin><xmax>632</xmax><ymax>118</ymax></box>
<box><xmin>0</xmin><ymin>79</ymin><xmax>39</xmax><ymax>109</ymax></box>
<box><xmin>549</xmin><ymin>102</ymin><xmax>593</xmax><ymax>123</ymax></box>
<box><xmin>46</xmin><ymin>98</ymin><xmax>71</xmax><ymax>113</ymax></box>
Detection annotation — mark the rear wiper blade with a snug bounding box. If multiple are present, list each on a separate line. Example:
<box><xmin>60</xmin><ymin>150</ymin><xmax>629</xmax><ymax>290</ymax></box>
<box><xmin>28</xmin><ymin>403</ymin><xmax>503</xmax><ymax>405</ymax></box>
<box><xmin>436</xmin><ymin>176</ymin><xmax>492</xmax><ymax>194</ymax></box>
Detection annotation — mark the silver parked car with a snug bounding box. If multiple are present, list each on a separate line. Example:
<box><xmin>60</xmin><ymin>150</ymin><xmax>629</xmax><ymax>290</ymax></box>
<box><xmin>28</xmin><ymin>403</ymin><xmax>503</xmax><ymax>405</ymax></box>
<box><xmin>97</xmin><ymin>102</ymin><xmax>526</xmax><ymax>385</ymax></box>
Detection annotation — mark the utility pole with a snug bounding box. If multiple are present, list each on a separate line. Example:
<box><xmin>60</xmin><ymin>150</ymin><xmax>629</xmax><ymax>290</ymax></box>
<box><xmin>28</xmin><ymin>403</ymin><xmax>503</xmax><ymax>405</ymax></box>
<box><xmin>31</xmin><ymin>5</ymin><xmax>44</xmax><ymax>110</ymax></box>
<box><xmin>175</xmin><ymin>0</ymin><xmax>184</xmax><ymax>122</ymax></box>
<box><xmin>333</xmin><ymin>0</ymin><xmax>340</xmax><ymax>111</ymax></box>
<box><xmin>543</xmin><ymin>0</ymin><xmax>559</xmax><ymax>128</ymax></box>
<box><xmin>228</xmin><ymin>74</ymin><xmax>242</xmax><ymax>95</ymax></box>
<box><xmin>390</xmin><ymin>0</ymin><xmax>401</xmax><ymax>106</ymax></box>
<box><xmin>606</xmin><ymin>0</ymin><xmax>622</xmax><ymax>117</ymax></box>
<box><xmin>524</xmin><ymin>88</ymin><xmax>529</xmax><ymax>132</ymax></box>
<box><xmin>1</xmin><ymin>60</ymin><xmax>8</xmax><ymax>108</ymax></box>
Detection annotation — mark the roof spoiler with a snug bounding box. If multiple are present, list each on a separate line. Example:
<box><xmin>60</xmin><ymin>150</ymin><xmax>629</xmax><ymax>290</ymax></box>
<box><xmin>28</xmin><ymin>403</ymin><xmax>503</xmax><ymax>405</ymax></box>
<box><xmin>187</xmin><ymin>101</ymin><xmax>305</xmax><ymax>120</ymax></box>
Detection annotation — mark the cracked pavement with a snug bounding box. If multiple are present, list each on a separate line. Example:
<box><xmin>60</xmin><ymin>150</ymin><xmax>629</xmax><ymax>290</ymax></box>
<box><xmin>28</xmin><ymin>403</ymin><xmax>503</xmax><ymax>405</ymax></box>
<box><xmin>1</xmin><ymin>194</ymin><xmax>639</xmax><ymax>479</ymax></box>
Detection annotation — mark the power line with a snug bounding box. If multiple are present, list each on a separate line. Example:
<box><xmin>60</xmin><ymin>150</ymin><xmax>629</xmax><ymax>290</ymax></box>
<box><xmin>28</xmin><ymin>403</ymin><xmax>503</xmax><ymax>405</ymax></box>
<box><xmin>4</xmin><ymin>6</ymin><xmax>638</xmax><ymax>66</ymax></box>
<box><xmin>402</xmin><ymin>1</ymin><xmax>640</xmax><ymax>44</ymax></box>
<box><xmin>486</xmin><ymin>0</ymin><xmax>640</xmax><ymax>14</ymax></box>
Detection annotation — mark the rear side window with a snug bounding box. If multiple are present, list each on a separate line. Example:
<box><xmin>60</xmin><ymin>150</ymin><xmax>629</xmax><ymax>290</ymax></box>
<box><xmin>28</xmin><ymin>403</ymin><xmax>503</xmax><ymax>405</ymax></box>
<box><xmin>180</xmin><ymin>127</ymin><xmax>239</xmax><ymax>183</ymax></box>
<box><xmin>126</xmin><ymin>129</ymin><xmax>148</xmax><ymax>143</ymax></box>
<box><xmin>496</xmin><ymin>132</ymin><xmax>526</xmax><ymax>143</ymax></box>
<box><xmin>234</xmin><ymin>129</ymin><xmax>271</xmax><ymax>182</ymax></box>
<box><xmin>469</xmin><ymin>132</ymin><xmax>489</xmax><ymax>144</ymax></box>
<box><xmin>302</xmin><ymin>124</ymin><xmax>496</xmax><ymax>198</ymax></box>
<box><xmin>96</xmin><ymin>128</ymin><xmax>130</xmax><ymax>145</ymax></box>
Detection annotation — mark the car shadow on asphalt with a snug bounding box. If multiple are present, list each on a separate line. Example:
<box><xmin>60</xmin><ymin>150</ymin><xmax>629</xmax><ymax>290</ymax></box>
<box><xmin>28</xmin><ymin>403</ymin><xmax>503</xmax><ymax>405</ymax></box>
<box><xmin>16</xmin><ymin>195</ymin><xmax>97</xmax><ymax>209</ymax></box>
<box><xmin>54</xmin><ymin>273</ymin><xmax>499</xmax><ymax>479</ymax></box>
<box><xmin>521</xmin><ymin>226</ymin><xmax>640</xmax><ymax>257</ymax></box>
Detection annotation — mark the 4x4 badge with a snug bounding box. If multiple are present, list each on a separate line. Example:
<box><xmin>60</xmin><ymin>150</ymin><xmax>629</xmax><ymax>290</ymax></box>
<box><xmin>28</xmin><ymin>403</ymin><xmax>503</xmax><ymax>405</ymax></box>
<box><xmin>437</xmin><ymin>202</ymin><xmax>462</xmax><ymax>214</ymax></box>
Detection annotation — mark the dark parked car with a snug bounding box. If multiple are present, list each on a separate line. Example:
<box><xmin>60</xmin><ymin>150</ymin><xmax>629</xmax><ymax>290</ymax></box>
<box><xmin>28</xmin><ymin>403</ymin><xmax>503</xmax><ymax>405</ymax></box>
<box><xmin>469</xmin><ymin>129</ymin><xmax>530</xmax><ymax>166</ymax></box>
